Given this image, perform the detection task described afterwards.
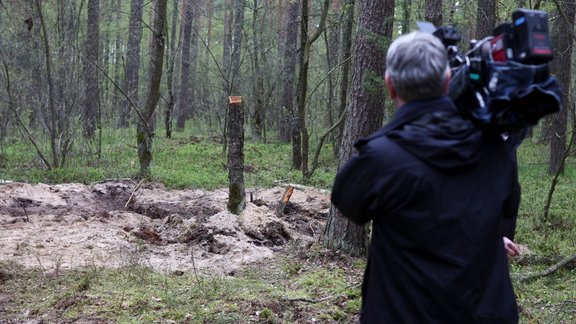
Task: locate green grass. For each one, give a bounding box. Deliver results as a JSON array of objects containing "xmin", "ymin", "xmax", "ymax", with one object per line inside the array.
[
  {"xmin": 0, "ymin": 250, "xmax": 363, "ymax": 323},
  {"xmin": 0, "ymin": 126, "xmax": 337, "ymax": 190},
  {"xmin": 1, "ymin": 127, "xmax": 575, "ymax": 322}
]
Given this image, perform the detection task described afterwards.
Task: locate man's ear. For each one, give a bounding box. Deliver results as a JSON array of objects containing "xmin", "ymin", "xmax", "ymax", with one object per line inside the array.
[{"xmin": 385, "ymin": 74, "xmax": 396, "ymax": 98}]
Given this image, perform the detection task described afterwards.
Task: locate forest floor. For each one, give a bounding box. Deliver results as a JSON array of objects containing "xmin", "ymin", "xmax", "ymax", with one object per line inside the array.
[{"xmin": 0, "ymin": 180, "xmax": 329, "ymax": 276}]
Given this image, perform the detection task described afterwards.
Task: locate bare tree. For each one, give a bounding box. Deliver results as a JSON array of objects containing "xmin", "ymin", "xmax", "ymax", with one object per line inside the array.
[
  {"xmin": 137, "ymin": 0, "xmax": 167, "ymax": 178},
  {"xmin": 83, "ymin": 0, "xmax": 100, "ymax": 139},
  {"xmin": 165, "ymin": 0, "xmax": 180, "ymax": 138},
  {"xmin": 324, "ymin": 0, "xmax": 395, "ymax": 256},
  {"xmin": 118, "ymin": 0, "xmax": 144, "ymax": 128},
  {"xmin": 548, "ymin": 1, "xmax": 575, "ymax": 174},
  {"xmin": 35, "ymin": 0, "xmax": 61, "ymax": 168},
  {"xmin": 279, "ymin": 0, "xmax": 299, "ymax": 143},
  {"xmin": 176, "ymin": 0, "xmax": 194, "ymax": 130},
  {"xmin": 292, "ymin": 0, "xmax": 330, "ymax": 174}
]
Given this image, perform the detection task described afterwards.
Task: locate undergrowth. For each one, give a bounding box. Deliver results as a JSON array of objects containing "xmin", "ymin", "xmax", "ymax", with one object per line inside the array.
[{"xmin": 0, "ymin": 127, "xmax": 575, "ymax": 322}]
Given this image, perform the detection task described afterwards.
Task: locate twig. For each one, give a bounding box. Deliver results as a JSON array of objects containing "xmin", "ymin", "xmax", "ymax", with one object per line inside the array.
[
  {"xmin": 125, "ymin": 179, "xmax": 145, "ymax": 208},
  {"xmin": 285, "ymin": 295, "xmax": 333, "ymax": 303},
  {"xmin": 285, "ymin": 281, "xmax": 361, "ymax": 303},
  {"xmin": 517, "ymin": 253, "xmax": 576, "ymax": 281},
  {"xmin": 21, "ymin": 206, "xmax": 29, "ymax": 223}
]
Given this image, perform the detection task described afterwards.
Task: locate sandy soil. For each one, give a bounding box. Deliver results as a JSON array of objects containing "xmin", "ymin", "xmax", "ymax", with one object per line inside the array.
[{"xmin": 0, "ymin": 180, "xmax": 330, "ymax": 276}]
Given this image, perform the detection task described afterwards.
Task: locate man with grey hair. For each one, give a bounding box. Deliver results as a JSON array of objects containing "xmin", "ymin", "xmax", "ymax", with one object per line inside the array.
[{"xmin": 331, "ymin": 31, "xmax": 519, "ymax": 323}]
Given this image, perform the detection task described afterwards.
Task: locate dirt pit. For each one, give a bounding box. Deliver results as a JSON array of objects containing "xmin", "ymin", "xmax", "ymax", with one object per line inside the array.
[{"xmin": 0, "ymin": 180, "xmax": 330, "ymax": 276}]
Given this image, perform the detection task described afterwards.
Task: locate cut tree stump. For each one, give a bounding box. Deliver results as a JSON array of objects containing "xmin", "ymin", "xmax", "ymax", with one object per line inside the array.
[{"xmin": 275, "ymin": 185, "xmax": 294, "ymax": 216}]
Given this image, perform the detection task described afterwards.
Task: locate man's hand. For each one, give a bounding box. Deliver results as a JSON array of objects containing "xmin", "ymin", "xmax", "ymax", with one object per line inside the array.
[{"xmin": 503, "ymin": 237, "xmax": 520, "ymax": 258}]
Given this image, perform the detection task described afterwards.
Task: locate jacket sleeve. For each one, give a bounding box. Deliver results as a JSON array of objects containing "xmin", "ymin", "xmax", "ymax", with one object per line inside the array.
[
  {"xmin": 501, "ymin": 145, "xmax": 521, "ymax": 240},
  {"xmin": 331, "ymin": 142, "xmax": 413, "ymax": 225},
  {"xmin": 331, "ymin": 151, "xmax": 376, "ymax": 224}
]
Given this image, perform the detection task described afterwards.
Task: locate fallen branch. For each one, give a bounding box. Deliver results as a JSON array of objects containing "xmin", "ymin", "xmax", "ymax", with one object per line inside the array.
[
  {"xmin": 285, "ymin": 281, "xmax": 361, "ymax": 303},
  {"xmin": 517, "ymin": 253, "xmax": 576, "ymax": 282},
  {"xmin": 285, "ymin": 295, "xmax": 333, "ymax": 303},
  {"xmin": 125, "ymin": 179, "xmax": 145, "ymax": 208}
]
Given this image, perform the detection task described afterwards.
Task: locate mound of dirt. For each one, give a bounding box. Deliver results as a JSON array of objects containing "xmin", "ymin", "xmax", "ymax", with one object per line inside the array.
[{"xmin": 0, "ymin": 181, "xmax": 330, "ymax": 276}]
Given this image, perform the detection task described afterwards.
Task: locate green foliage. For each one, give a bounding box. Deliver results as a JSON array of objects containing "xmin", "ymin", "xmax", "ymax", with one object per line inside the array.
[{"xmin": 1, "ymin": 127, "xmax": 336, "ymax": 190}]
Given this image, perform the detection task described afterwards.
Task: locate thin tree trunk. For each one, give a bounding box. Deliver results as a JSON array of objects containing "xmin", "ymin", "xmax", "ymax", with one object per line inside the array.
[
  {"xmin": 35, "ymin": 0, "xmax": 60, "ymax": 168},
  {"xmin": 279, "ymin": 1, "xmax": 299, "ymax": 143},
  {"xmin": 548, "ymin": 2, "xmax": 575, "ymax": 174},
  {"xmin": 119, "ymin": 0, "xmax": 144, "ymax": 128},
  {"xmin": 84, "ymin": 0, "xmax": 100, "ymax": 139},
  {"xmin": 176, "ymin": 0, "xmax": 194, "ymax": 130},
  {"xmin": 334, "ymin": 0, "xmax": 355, "ymax": 157},
  {"xmin": 165, "ymin": 0, "xmax": 180, "ymax": 138},
  {"xmin": 293, "ymin": 0, "xmax": 330, "ymax": 175},
  {"xmin": 227, "ymin": 0, "xmax": 247, "ymax": 214},
  {"xmin": 137, "ymin": 0, "xmax": 167, "ymax": 178}
]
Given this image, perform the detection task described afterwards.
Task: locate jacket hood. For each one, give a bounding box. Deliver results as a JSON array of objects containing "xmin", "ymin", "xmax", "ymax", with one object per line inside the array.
[{"xmin": 386, "ymin": 97, "xmax": 485, "ymax": 171}]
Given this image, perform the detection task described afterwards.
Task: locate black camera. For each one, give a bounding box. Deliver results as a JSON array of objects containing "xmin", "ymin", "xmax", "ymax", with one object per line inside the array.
[{"xmin": 420, "ymin": 9, "xmax": 562, "ymax": 131}]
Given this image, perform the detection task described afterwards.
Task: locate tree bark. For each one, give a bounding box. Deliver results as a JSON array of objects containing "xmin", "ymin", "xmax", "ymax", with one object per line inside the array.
[
  {"xmin": 35, "ymin": 0, "xmax": 60, "ymax": 168},
  {"xmin": 137, "ymin": 0, "xmax": 167, "ymax": 178},
  {"xmin": 335, "ymin": 0, "xmax": 355, "ymax": 157},
  {"xmin": 293, "ymin": 0, "xmax": 330, "ymax": 175},
  {"xmin": 476, "ymin": 0, "xmax": 496, "ymax": 39},
  {"xmin": 324, "ymin": 0, "xmax": 395, "ymax": 256},
  {"xmin": 548, "ymin": 2, "xmax": 575, "ymax": 175},
  {"xmin": 227, "ymin": 0, "xmax": 247, "ymax": 214},
  {"xmin": 227, "ymin": 100, "xmax": 246, "ymax": 214},
  {"xmin": 279, "ymin": 0, "xmax": 299, "ymax": 143},
  {"xmin": 251, "ymin": 0, "xmax": 265, "ymax": 142},
  {"xmin": 176, "ymin": 0, "xmax": 194, "ymax": 130},
  {"xmin": 425, "ymin": 0, "xmax": 443, "ymax": 27},
  {"xmin": 119, "ymin": 0, "xmax": 144, "ymax": 128},
  {"xmin": 165, "ymin": 0, "xmax": 180, "ymax": 138},
  {"xmin": 83, "ymin": 0, "xmax": 100, "ymax": 139}
]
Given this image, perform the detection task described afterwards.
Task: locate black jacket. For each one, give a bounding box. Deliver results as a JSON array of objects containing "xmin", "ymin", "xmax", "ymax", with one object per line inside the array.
[{"xmin": 331, "ymin": 96, "xmax": 519, "ymax": 323}]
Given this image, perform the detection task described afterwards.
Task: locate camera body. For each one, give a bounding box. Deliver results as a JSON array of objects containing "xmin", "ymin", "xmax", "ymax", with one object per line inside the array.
[{"xmin": 423, "ymin": 9, "xmax": 561, "ymax": 131}]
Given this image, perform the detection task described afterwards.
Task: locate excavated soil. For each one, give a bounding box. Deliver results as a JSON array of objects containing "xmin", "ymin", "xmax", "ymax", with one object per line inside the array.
[{"xmin": 0, "ymin": 180, "xmax": 330, "ymax": 276}]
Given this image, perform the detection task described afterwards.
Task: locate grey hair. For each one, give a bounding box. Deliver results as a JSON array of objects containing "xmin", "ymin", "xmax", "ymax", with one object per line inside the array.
[{"xmin": 385, "ymin": 31, "xmax": 450, "ymax": 102}]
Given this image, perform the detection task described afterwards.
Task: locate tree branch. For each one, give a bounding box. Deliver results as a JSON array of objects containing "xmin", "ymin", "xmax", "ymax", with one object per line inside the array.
[{"xmin": 517, "ymin": 253, "xmax": 576, "ymax": 282}]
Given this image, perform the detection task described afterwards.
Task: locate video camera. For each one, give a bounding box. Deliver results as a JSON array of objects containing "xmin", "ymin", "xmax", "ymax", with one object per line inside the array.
[{"xmin": 419, "ymin": 9, "xmax": 562, "ymax": 131}]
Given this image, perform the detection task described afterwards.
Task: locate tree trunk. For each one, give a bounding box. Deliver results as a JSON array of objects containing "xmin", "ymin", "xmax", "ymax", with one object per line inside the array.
[
  {"xmin": 251, "ymin": 0, "xmax": 265, "ymax": 142},
  {"xmin": 119, "ymin": 0, "xmax": 144, "ymax": 128},
  {"xmin": 401, "ymin": 0, "xmax": 412, "ymax": 33},
  {"xmin": 293, "ymin": 0, "xmax": 330, "ymax": 175},
  {"xmin": 548, "ymin": 2, "xmax": 575, "ymax": 174},
  {"xmin": 476, "ymin": 0, "xmax": 496, "ymax": 38},
  {"xmin": 35, "ymin": 0, "xmax": 60, "ymax": 168},
  {"xmin": 227, "ymin": 100, "xmax": 246, "ymax": 214},
  {"xmin": 176, "ymin": 0, "xmax": 194, "ymax": 130},
  {"xmin": 324, "ymin": 0, "xmax": 395, "ymax": 256},
  {"xmin": 137, "ymin": 0, "xmax": 167, "ymax": 178},
  {"xmin": 425, "ymin": 0, "xmax": 443, "ymax": 27},
  {"xmin": 325, "ymin": 1, "xmax": 341, "ymax": 130},
  {"xmin": 165, "ymin": 0, "xmax": 180, "ymax": 138},
  {"xmin": 227, "ymin": 0, "xmax": 247, "ymax": 214},
  {"xmin": 279, "ymin": 0, "xmax": 299, "ymax": 143},
  {"xmin": 83, "ymin": 0, "xmax": 100, "ymax": 139},
  {"xmin": 113, "ymin": 0, "xmax": 123, "ymax": 115},
  {"xmin": 334, "ymin": 0, "xmax": 355, "ymax": 157}
]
